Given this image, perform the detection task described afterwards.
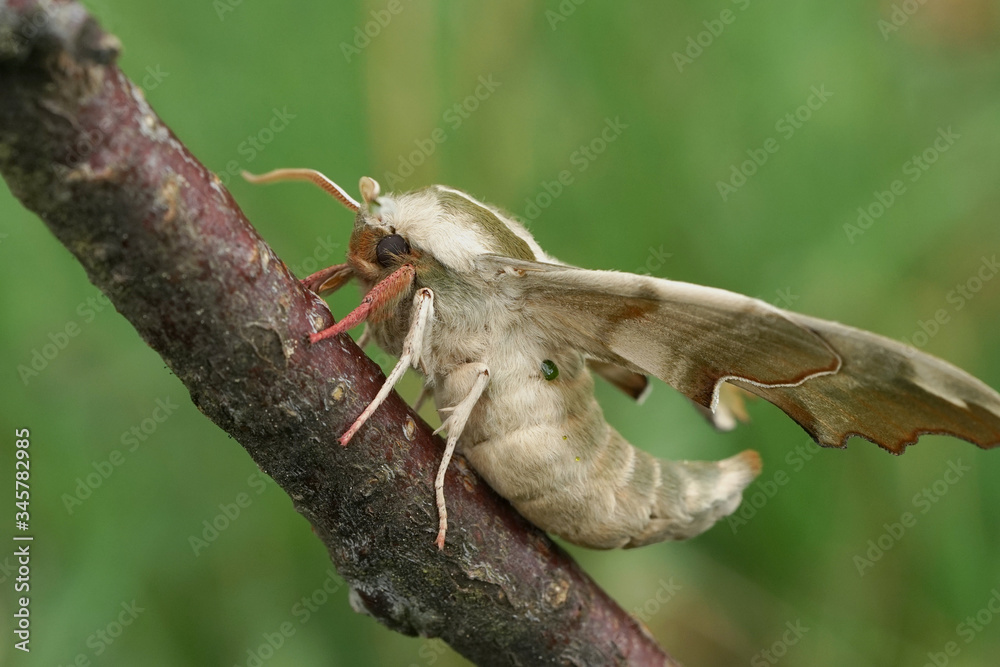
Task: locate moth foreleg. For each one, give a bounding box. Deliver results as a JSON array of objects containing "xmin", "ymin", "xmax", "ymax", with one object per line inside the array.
[
  {"xmin": 432, "ymin": 364, "xmax": 490, "ymax": 550},
  {"xmin": 300, "ymin": 262, "xmax": 353, "ymax": 296},
  {"xmin": 338, "ymin": 288, "xmax": 434, "ymax": 445}
]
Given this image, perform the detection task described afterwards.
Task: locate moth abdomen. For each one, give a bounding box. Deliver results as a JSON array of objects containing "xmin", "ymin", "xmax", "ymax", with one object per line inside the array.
[
  {"xmin": 624, "ymin": 447, "xmax": 762, "ymax": 548},
  {"xmin": 455, "ymin": 356, "xmax": 761, "ymax": 549}
]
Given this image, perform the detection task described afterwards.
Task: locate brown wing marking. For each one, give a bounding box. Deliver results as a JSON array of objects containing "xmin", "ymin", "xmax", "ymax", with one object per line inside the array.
[{"xmin": 733, "ymin": 314, "xmax": 1000, "ymax": 453}]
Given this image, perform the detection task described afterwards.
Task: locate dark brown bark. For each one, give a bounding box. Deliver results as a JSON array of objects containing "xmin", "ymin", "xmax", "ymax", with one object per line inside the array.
[{"xmin": 0, "ymin": 1, "xmax": 677, "ymax": 665}]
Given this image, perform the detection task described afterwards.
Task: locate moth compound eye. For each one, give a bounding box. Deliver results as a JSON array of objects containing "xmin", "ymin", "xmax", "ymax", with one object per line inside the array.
[
  {"xmin": 376, "ymin": 234, "xmax": 410, "ymax": 267},
  {"xmin": 540, "ymin": 360, "xmax": 559, "ymax": 381}
]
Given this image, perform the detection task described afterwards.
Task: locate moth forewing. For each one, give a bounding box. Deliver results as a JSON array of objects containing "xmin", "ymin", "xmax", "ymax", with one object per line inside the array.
[{"xmin": 244, "ymin": 168, "xmax": 1000, "ymax": 551}]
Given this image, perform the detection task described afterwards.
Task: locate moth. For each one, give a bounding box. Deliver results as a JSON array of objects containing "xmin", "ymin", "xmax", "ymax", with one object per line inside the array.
[{"xmin": 244, "ymin": 168, "xmax": 1000, "ymax": 550}]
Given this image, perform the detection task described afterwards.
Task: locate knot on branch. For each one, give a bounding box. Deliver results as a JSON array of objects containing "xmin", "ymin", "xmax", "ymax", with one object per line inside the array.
[{"xmin": 1, "ymin": 1, "xmax": 118, "ymax": 64}]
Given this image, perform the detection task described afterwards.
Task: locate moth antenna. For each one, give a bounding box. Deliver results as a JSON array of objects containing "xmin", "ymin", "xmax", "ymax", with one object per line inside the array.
[{"xmin": 241, "ymin": 168, "xmax": 361, "ymax": 213}]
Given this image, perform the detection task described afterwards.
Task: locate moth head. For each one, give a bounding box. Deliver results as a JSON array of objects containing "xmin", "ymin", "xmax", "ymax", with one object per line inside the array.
[
  {"xmin": 348, "ymin": 178, "xmax": 543, "ymax": 285},
  {"xmin": 240, "ymin": 168, "xmax": 422, "ymax": 311},
  {"xmin": 341, "ymin": 176, "xmax": 418, "ymax": 287}
]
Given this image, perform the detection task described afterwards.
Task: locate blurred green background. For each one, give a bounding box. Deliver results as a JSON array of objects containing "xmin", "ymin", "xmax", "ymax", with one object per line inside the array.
[{"xmin": 2, "ymin": 1, "xmax": 1000, "ymax": 665}]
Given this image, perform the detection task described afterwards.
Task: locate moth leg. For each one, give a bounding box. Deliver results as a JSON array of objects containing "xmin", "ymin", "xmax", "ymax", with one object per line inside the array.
[
  {"xmin": 432, "ymin": 364, "xmax": 490, "ymax": 550},
  {"xmin": 338, "ymin": 287, "xmax": 435, "ymax": 445},
  {"xmin": 301, "ymin": 262, "xmax": 353, "ymax": 296},
  {"xmin": 310, "ymin": 264, "xmax": 416, "ymax": 345},
  {"xmin": 356, "ymin": 325, "xmax": 372, "ymax": 350},
  {"xmin": 413, "ymin": 384, "xmax": 433, "ymax": 412}
]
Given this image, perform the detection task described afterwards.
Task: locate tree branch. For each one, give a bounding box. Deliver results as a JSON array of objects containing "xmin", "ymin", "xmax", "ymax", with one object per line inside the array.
[{"xmin": 0, "ymin": 1, "xmax": 677, "ymax": 664}]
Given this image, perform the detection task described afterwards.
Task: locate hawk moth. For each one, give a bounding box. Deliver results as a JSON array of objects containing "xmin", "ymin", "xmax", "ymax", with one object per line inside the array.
[{"xmin": 244, "ymin": 168, "xmax": 1000, "ymax": 550}]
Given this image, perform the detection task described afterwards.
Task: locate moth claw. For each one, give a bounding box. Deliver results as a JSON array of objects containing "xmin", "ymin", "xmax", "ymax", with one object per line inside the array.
[
  {"xmin": 339, "ymin": 414, "xmax": 369, "ymax": 445},
  {"xmin": 432, "ymin": 413, "xmax": 455, "ymax": 436}
]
